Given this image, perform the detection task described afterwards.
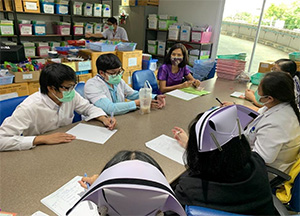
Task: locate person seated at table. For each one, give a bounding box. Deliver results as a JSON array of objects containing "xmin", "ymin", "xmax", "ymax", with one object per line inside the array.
[
  {"xmin": 171, "ymin": 105, "xmax": 277, "ymax": 215},
  {"xmin": 74, "ymin": 150, "xmax": 186, "ymax": 216},
  {"xmin": 84, "ymin": 54, "xmax": 166, "ymax": 116},
  {"xmin": 223, "ymin": 72, "xmax": 300, "ymax": 175},
  {"xmin": 85, "ymin": 17, "xmax": 128, "ymax": 42},
  {"xmin": 245, "ymin": 59, "xmax": 300, "ymax": 109},
  {"xmin": 0, "ymin": 63, "xmax": 116, "ymax": 152},
  {"xmin": 157, "ymin": 43, "xmax": 201, "ymax": 93}
]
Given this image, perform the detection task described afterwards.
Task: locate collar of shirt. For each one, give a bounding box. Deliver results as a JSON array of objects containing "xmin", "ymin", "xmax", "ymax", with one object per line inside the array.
[
  {"xmin": 259, "ymin": 102, "xmax": 289, "ymax": 118},
  {"xmin": 40, "ymin": 92, "xmax": 60, "ymax": 110}
]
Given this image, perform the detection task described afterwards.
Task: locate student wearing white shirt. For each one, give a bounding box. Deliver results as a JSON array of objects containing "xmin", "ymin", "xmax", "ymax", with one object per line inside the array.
[
  {"xmin": 84, "ymin": 54, "xmax": 166, "ymax": 115},
  {"xmin": 0, "ymin": 63, "xmax": 116, "ymax": 152},
  {"xmin": 85, "ymin": 17, "xmax": 128, "ymax": 42},
  {"xmin": 224, "ymin": 72, "xmax": 300, "ymax": 174}
]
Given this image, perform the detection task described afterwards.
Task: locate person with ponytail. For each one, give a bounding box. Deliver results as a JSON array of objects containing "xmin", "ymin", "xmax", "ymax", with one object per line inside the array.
[
  {"xmin": 157, "ymin": 43, "xmax": 201, "ymax": 93},
  {"xmin": 244, "ymin": 72, "xmax": 300, "ymax": 174}
]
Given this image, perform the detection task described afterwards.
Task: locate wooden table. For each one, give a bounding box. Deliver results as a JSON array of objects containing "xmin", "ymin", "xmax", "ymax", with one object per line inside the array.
[{"xmin": 0, "ymin": 78, "xmax": 252, "ymax": 215}]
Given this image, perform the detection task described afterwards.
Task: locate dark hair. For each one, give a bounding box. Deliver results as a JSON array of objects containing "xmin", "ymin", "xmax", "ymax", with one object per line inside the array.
[
  {"xmin": 96, "ymin": 54, "xmax": 122, "ymax": 74},
  {"xmin": 275, "ymin": 59, "xmax": 297, "ymax": 77},
  {"xmin": 107, "ymin": 17, "xmax": 118, "ymax": 25},
  {"xmin": 101, "ymin": 150, "xmax": 164, "ymax": 175},
  {"xmin": 39, "ymin": 63, "xmax": 76, "ymax": 94},
  {"xmin": 261, "ymin": 71, "xmax": 300, "ymax": 123},
  {"xmin": 185, "ymin": 113, "xmax": 251, "ymax": 182},
  {"xmin": 164, "ymin": 43, "xmax": 188, "ymax": 68}
]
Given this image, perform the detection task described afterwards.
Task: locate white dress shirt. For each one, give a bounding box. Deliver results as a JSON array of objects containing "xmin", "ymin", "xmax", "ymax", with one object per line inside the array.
[
  {"xmin": 245, "ymin": 103, "xmax": 300, "ymax": 173},
  {"xmin": 0, "ymin": 91, "xmax": 106, "ymax": 151},
  {"xmin": 102, "ymin": 26, "xmax": 128, "ymax": 41}
]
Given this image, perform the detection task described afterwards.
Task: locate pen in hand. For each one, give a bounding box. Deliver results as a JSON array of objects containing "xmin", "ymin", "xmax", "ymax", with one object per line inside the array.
[
  {"xmin": 215, "ymin": 97, "xmax": 224, "ymax": 106},
  {"xmin": 84, "ymin": 173, "xmax": 90, "ymax": 189},
  {"xmin": 110, "ymin": 111, "xmax": 114, "ymax": 124}
]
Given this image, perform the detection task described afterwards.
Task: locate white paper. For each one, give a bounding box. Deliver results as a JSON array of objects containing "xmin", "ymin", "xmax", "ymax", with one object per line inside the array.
[
  {"xmin": 23, "ymin": 74, "xmax": 33, "ymax": 80},
  {"xmin": 66, "ymin": 123, "xmax": 117, "ymax": 144},
  {"xmin": 166, "ymin": 89, "xmax": 200, "ymax": 101},
  {"xmin": 41, "ymin": 176, "xmax": 99, "ymax": 216},
  {"xmin": 145, "ymin": 134, "xmax": 185, "ymax": 165},
  {"xmin": 26, "ymin": 2, "xmax": 37, "ymax": 10},
  {"xmin": 128, "ymin": 57, "xmax": 137, "ymax": 67},
  {"xmin": 230, "ymin": 91, "xmax": 245, "ymax": 98},
  {"xmin": 31, "ymin": 211, "xmax": 49, "ymax": 216}
]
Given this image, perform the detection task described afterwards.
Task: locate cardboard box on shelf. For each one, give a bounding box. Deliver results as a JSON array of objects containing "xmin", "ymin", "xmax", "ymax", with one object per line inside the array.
[
  {"xmin": 0, "ymin": 83, "xmax": 29, "ymax": 101},
  {"xmin": 78, "ymin": 49, "xmax": 117, "ymax": 76},
  {"xmin": 14, "ymin": 71, "xmax": 41, "ymax": 83},
  {"xmin": 28, "ymin": 81, "xmax": 40, "ymax": 95},
  {"xmin": 258, "ymin": 61, "xmax": 275, "ymax": 73},
  {"xmin": 15, "ymin": 0, "xmax": 23, "ymax": 11},
  {"xmin": 116, "ymin": 50, "xmax": 142, "ymax": 71},
  {"xmin": 22, "ymin": 0, "xmax": 40, "ymax": 13},
  {"xmin": 77, "ymin": 73, "xmax": 92, "ymax": 83},
  {"xmin": 121, "ymin": 0, "xmax": 136, "ymax": 6}
]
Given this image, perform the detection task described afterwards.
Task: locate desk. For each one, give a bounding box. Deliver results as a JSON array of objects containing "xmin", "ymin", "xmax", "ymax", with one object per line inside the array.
[{"xmin": 0, "ymin": 78, "xmax": 252, "ymax": 215}]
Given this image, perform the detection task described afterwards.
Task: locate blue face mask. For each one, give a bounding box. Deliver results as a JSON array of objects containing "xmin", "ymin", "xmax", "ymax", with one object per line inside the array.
[{"xmin": 254, "ymin": 90, "xmax": 269, "ymax": 105}]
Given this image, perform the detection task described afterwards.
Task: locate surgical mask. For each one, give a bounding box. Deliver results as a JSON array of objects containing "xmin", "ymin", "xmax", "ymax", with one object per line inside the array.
[
  {"xmin": 254, "ymin": 90, "xmax": 269, "ymax": 105},
  {"xmin": 171, "ymin": 57, "xmax": 183, "ymax": 66},
  {"xmin": 109, "ymin": 25, "xmax": 114, "ymax": 30},
  {"xmin": 52, "ymin": 89, "xmax": 75, "ymax": 103},
  {"xmin": 107, "ymin": 74, "xmax": 122, "ymax": 85}
]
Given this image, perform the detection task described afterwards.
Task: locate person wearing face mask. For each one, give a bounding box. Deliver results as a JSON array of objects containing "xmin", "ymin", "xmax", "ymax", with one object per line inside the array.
[
  {"xmin": 245, "ymin": 59, "xmax": 300, "ymax": 110},
  {"xmin": 223, "ymin": 72, "xmax": 300, "ymax": 175},
  {"xmin": 85, "ymin": 17, "xmax": 128, "ymax": 42},
  {"xmin": 84, "ymin": 54, "xmax": 166, "ymax": 115},
  {"xmin": 157, "ymin": 43, "xmax": 201, "ymax": 93},
  {"xmin": 0, "ymin": 63, "xmax": 116, "ymax": 152}
]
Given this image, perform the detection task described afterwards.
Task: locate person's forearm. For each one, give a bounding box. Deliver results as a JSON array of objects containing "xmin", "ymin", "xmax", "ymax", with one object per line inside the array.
[{"xmin": 160, "ymin": 83, "xmax": 185, "ymax": 93}]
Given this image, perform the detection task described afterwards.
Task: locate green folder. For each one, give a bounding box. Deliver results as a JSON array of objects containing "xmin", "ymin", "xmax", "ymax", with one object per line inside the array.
[{"xmin": 180, "ymin": 87, "xmax": 210, "ymax": 96}]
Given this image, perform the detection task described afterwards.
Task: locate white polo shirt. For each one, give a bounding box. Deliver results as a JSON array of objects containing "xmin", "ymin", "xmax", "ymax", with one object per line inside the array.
[{"xmin": 102, "ymin": 26, "xmax": 128, "ymax": 41}]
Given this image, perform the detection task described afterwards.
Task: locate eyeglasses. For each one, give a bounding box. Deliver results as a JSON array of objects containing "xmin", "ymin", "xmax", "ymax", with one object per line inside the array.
[
  {"xmin": 60, "ymin": 84, "xmax": 76, "ymax": 92},
  {"xmin": 105, "ymin": 68, "xmax": 124, "ymax": 76}
]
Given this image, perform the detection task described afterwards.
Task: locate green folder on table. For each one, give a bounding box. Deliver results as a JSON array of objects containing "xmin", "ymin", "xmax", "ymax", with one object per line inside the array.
[{"xmin": 180, "ymin": 87, "xmax": 210, "ymax": 96}]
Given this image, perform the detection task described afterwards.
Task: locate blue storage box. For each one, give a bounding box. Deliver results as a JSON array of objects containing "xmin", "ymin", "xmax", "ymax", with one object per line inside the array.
[
  {"xmin": 88, "ymin": 42, "xmax": 116, "ymax": 52},
  {"xmin": 142, "ymin": 59, "xmax": 158, "ymax": 71},
  {"xmin": 55, "ymin": 4, "xmax": 68, "ymax": 15},
  {"xmin": 33, "ymin": 24, "xmax": 46, "ymax": 35},
  {"xmin": 41, "ymin": 2, "xmax": 54, "ymax": 14},
  {"xmin": 76, "ymin": 70, "xmax": 89, "ymax": 75},
  {"xmin": 117, "ymin": 42, "xmax": 137, "ymax": 51},
  {"xmin": 0, "ymin": 73, "xmax": 14, "ymax": 85}
]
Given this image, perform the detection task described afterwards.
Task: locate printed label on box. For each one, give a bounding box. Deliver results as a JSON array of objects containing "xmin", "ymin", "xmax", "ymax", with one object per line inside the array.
[
  {"xmin": 25, "ymin": 2, "xmax": 37, "ymax": 10},
  {"xmin": 128, "ymin": 58, "xmax": 137, "ymax": 67},
  {"xmin": 192, "ymin": 32, "xmax": 201, "ymax": 41},
  {"xmin": 25, "ymin": 48, "xmax": 35, "ymax": 57},
  {"xmin": 40, "ymin": 48, "xmax": 49, "ymax": 56},
  {"xmin": 261, "ymin": 63, "xmax": 269, "ymax": 68},
  {"xmin": 61, "ymin": 27, "xmax": 70, "ymax": 35},
  {"xmin": 35, "ymin": 26, "xmax": 45, "ymax": 34},
  {"xmin": 0, "ymin": 26, "xmax": 13, "ymax": 35},
  {"xmin": 59, "ymin": 5, "xmax": 68, "ymax": 14},
  {"xmin": 44, "ymin": 4, "xmax": 54, "ymax": 13},
  {"xmin": 21, "ymin": 26, "xmax": 32, "ymax": 35},
  {"xmin": 23, "ymin": 74, "xmax": 33, "ymax": 80},
  {"xmin": 75, "ymin": 27, "xmax": 83, "ymax": 35},
  {"xmin": 78, "ymin": 61, "xmax": 91, "ymax": 71}
]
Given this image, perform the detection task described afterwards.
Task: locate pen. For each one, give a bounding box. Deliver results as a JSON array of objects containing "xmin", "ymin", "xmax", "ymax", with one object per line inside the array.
[
  {"xmin": 215, "ymin": 97, "xmax": 223, "ymax": 105},
  {"xmin": 84, "ymin": 173, "xmax": 90, "ymax": 189},
  {"xmin": 110, "ymin": 111, "xmax": 114, "ymax": 124}
]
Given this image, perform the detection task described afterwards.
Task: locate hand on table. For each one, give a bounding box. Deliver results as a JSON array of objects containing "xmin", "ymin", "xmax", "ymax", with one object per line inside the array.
[
  {"xmin": 98, "ymin": 116, "xmax": 117, "ymax": 130},
  {"xmin": 245, "ymin": 89, "xmax": 255, "ymax": 102},
  {"xmin": 79, "ymin": 174, "xmax": 99, "ymax": 189},
  {"xmin": 151, "ymin": 95, "xmax": 166, "ymax": 109},
  {"xmin": 181, "ymin": 80, "xmax": 194, "ymax": 88},
  {"xmin": 172, "ymin": 127, "xmax": 188, "ymax": 149},
  {"xmin": 33, "ymin": 132, "xmax": 76, "ymax": 145},
  {"xmin": 221, "ymin": 101, "xmax": 235, "ymax": 107},
  {"xmin": 192, "ymin": 80, "xmax": 201, "ymax": 88}
]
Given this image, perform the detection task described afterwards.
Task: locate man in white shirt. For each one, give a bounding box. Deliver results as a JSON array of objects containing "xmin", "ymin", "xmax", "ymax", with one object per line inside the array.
[
  {"xmin": 85, "ymin": 17, "xmax": 128, "ymax": 42},
  {"xmin": 0, "ymin": 63, "xmax": 116, "ymax": 151}
]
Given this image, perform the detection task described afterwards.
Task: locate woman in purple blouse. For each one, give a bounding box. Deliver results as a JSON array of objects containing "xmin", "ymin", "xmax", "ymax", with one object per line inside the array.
[{"xmin": 157, "ymin": 43, "xmax": 201, "ymax": 93}]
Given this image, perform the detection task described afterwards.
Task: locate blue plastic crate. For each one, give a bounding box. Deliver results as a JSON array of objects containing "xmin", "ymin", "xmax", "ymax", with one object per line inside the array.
[
  {"xmin": 117, "ymin": 42, "xmax": 137, "ymax": 51},
  {"xmin": 88, "ymin": 42, "xmax": 117, "ymax": 52},
  {"xmin": 76, "ymin": 70, "xmax": 89, "ymax": 75},
  {"xmin": 41, "ymin": 2, "xmax": 54, "ymax": 14},
  {"xmin": 0, "ymin": 74, "xmax": 14, "ymax": 85},
  {"xmin": 33, "ymin": 24, "xmax": 46, "ymax": 35},
  {"xmin": 142, "ymin": 59, "xmax": 158, "ymax": 71},
  {"xmin": 55, "ymin": 4, "xmax": 68, "ymax": 15}
]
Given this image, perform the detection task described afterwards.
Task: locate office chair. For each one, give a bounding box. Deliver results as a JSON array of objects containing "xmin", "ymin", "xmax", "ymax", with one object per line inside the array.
[
  {"xmin": 0, "ymin": 96, "xmax": 28, "ymax": 125},
  {"xmin": 132, "ymin": 70, "xmax": 159, "ymax": 94},
  {"xmin": 73, "ymin": 82, "xmax": 86, "ymax": 123}
]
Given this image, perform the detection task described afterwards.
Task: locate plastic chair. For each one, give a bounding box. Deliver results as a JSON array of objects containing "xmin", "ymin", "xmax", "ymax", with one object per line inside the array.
[
  {"xmin": 132, "ymin": 69, "xmax": 159, "ymax": 94},
  {"xmin": 73, "ymin": 82, "xmax": 85, "ymax": 123},
  {"xmin": 0, "ymin": 96, "xmax": 28, "ymax": 125}
]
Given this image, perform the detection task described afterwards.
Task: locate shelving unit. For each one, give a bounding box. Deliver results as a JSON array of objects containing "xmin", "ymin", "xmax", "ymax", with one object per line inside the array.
[
  {"xmin": 145, "ymin": 28, "xmax": 168, "ymax": 57},
  {"xmin": 0, "ymin": 0, "xmax": 113, "ymax": 44}
]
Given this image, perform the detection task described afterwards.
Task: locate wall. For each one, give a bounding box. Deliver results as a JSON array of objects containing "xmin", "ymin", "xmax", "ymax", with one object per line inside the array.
[
  {"xmin": 158, "ymin": 0, "xmax": 225, "ymax": 59},
  {"xmin": 221, "ymin": 21, "xmax": 300, "ymax": 53}
]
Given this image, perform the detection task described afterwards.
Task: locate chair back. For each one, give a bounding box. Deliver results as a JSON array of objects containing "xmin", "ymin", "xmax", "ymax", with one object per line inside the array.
[
  {"xmin": 0, "ymin": 96, "xmax": 28, "ymax": 125},
  {"xmin": 185, "ymin": 206, "xmax": 244, "ymax": 216},
  {"xmin": 132, "ymin": 70, "xmax": 159, "ymax": 94}
]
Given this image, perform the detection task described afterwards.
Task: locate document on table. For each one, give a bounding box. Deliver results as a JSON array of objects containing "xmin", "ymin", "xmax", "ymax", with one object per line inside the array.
[
  {"xmin": 230, "ymin": 91, "xmax": 245, "ymax": 99},
  {"xmin": 31, "ymin": 211, "xmax": 49, "ymax": 216},
  {"xmin": 41, "ymin": 176, "xmax": 99, "ymax": 216},
  {"xmin": 66, "ymin": 123, "xmax": 117, "ymax": 144},
  {"xmin": 166, "ymin": 89, "xmax": 200, "ymax": 101},
  {"xmin": 145, "ymin": 134, "xmax": 185, "ymax": 165}
]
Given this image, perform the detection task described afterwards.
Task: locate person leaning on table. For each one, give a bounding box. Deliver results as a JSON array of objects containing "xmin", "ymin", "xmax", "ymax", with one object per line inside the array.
[
  {"xmin": 0, "ymin": 63, "xmax": 116, "ymax": 152},
  {"xmin": 85, "ymin": 17, "xmax": 128, "ymax": 42},
  {"xmin": 84, "ymin": 53, "xmax": 166, "ymax": 115}
]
